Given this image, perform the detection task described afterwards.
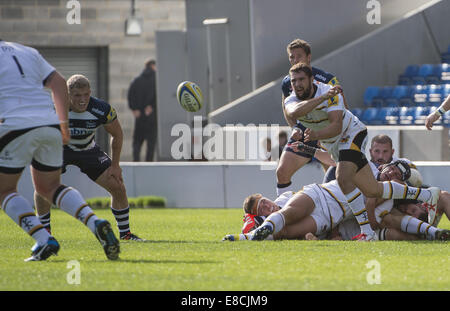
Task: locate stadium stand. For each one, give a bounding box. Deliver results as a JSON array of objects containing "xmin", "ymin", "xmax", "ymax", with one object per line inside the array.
[{"xmin": 359, "ymin": 45, "xmax": 450, "ymax": 126}]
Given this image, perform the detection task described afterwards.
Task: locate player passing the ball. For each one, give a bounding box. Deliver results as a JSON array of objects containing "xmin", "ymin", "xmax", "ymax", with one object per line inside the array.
[{"xmin": 249, "ymin": 62, "xmax": 440, "ymax": 241}]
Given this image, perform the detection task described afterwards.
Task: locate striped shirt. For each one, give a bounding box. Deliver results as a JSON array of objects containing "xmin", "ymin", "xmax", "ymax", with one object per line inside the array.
[{"xmin": 66, "ymin": 96, "xmax": 117, "ymax": 151}]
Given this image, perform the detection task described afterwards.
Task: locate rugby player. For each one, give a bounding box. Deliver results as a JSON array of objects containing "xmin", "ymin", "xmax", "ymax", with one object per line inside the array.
[
  {"xmin": 277, "ymin": 39, "xmax": 340, "ymax": 196},
  {"xmin": 223, "ymin": 161, "xmax": 449, "ymax": 242},
  {"xmin": 251, "ymin": 62, "xmax": 440, "ymax": 241},
  {"xmin": 0, "ymin": 40, "xmax": 119, "ymax": 261},
  {"xmin": 34, "ymin": 74, "xmax": 143, "ymax": 241}
]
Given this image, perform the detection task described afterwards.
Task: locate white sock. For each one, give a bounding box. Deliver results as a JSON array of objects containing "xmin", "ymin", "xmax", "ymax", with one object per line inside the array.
[
  {"xmin": 345, "ymin": 188, "xmax": 374, "ymax": 236},
  {"xmin": 55, "ymin": 187, "xmax": 99, "ymax": 234},
  {"xmin": 400, "ymin": 215, "xmax": 438, "ymax": 240},
  {"xmin": 261, "ymin": 212, "xmax": 285, "ymax": 235},
  {"xmin": 382, "ymin": 181, "xmax": 431, "ymax": 202},
  {"xmin": 276, "ymin": 181, "xmax": 297, "ymax": 197},
  {"xmin": 2, "ymin": 193, "xmax": 50, "ymax": 245}
]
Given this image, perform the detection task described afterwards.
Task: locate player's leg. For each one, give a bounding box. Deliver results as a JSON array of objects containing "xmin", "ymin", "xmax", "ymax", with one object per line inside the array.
[
  {"xmin": 336, "ymin": 159, "xmax": 376, "ymax": 239},
  {"xmin": 274, "ymin": 216, "xmax": 318, "ymax": 240},
  {"xmin": 276, "ymin": 150, "xmax": 310, "ymax": 196},
  {"xmin": 0, "ymin": 127, "xmax": 57, "ymax": 261},
  {"xmin": 94, "ymin": 166, "xmax": 143, "ymax": 241},
  {"xmin": 34, "ymin": 191, "xmax": 52, "ymax": 233},
  {"xmin": 0, "ymin": 170, "xmax": 57, "ymax": 261},
  {"xmin": 384, "ymin": 228, "xmax": 419, "ymax": 241},
  {"xmin": 381, "ymin": 213, "xmax": 449, "ymax": 240},
  {"xmin": 250, "ymin": 192, "xmax": 315, "ymax": 240},
  {"xmin": 32, "ymin": 127, "xmax": 119, "ymax": 259}
]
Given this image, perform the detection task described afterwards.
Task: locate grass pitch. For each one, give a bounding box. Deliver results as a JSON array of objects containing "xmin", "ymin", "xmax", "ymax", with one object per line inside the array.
[{"xmin": 1, "ymin": 208, "xmax": 449, "ymax": 291}]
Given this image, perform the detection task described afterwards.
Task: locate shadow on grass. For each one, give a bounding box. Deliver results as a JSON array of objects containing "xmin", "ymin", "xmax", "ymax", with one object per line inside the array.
[
  {"xmin": 47, "ymin": 258, "xmax": 220, "ymax": 264},
  {"xmin": 122, "ymin": 240, "xmax": 222, "ymax": 244}
]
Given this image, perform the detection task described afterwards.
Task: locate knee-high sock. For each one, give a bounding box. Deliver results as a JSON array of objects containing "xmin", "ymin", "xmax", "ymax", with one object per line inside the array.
[
  {"xmin": 344, "ymin": 188, "xmax": 375, "ymax": 236},
  {"xmin": 2, "ymin": 193, "xmax": 50, "ymax": 245},
  {"xmin": 400, "ymin": 215, "xmax": 438, "ymax": 240},
  {"xmin": 54, "ymin": 186, "xmax": 99, "ymax": 234},
  {"xmin": 382, "ymin": 181, "xmax": 431, "ymax": 202}
]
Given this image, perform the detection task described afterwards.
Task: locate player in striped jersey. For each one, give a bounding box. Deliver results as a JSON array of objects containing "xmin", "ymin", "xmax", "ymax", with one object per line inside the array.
[
  {"xmin": 34, "ymin": 74, "xmax": 143, "ymax": 241},
  {"xmin": 277, "ymin": 39, "xmax": 340, "ymax": 197},
  {"xmin": 0, "ymin": 40, "xmax": 119, "ymax": 261},
  {"xmin": 251, "ymin": 62, "xmax": 440, "ymax": 241}
]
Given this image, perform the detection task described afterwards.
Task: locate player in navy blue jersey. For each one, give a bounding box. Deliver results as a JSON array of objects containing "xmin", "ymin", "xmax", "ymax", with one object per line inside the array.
[
  {"xmin": 276, "ymin": 39, "xmax": 346, "ymax": 196},
  {"xmin": 34, "ymin": 74, "xmax": 143, "ymax": 241}
]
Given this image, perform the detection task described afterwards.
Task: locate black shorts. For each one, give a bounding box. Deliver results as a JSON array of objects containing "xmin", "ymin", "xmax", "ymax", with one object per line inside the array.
[
  {"xmin": 63, "ymin": 145, "xmax": 111, "ymax": 181},
  {"xmin": 283, "ymin": 123, "xmax": 320, "ymax": 159}
]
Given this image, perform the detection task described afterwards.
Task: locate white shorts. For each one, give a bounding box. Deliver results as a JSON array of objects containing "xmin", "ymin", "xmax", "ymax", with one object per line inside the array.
[
  {"xmin": 0, "ymin": 125, "xmax": 63, "ymax": 173},
  {"xmin": 302, "ymin": 183, "xmax": 350, "ymax": 237},
  {"xmin": 322, "ymin": 119, "xmax": 368, "ymax": 163}
]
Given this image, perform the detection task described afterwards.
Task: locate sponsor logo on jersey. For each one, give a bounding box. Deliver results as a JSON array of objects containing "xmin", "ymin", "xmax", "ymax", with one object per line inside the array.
[
  {"xmin": 70, "ymin": 128, "xmax": 93, "ymax": 136},
  {"xmin": 91, "ymin": 107, "xmax": 105, "ymax": 116}
]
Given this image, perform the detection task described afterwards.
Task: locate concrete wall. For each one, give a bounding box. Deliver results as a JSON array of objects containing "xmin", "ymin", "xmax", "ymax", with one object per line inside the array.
[{"xmin": 0, "ymin": 0, "xmax": 186, "ymax": 161}]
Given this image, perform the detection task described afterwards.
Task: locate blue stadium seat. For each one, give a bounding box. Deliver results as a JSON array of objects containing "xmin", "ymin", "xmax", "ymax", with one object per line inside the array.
[
  {"xmin": 384, "ymin": 107, "xmax": 400, "ymax": 125},
  {"xmin": 414, "ymin": 106, "xmax": 429, "ymax": 125},
  {"xmin": 398, "ymin": 106, "xmax": 416, "ymax": 125},
  {"xmin": 442, "ymin": 84, "xmax": 450, "ymax": 98},
  {"xmin": 398, "ymin": 65, "xmax": 419, "ymax": 85},
  {"xmin": 412, "ymin": 85, "xmax": 428, "ymax": 106},
  {"xmin": 386, "ymin": 85, "xmax": 412, "ymax": 106},
  {"xmin": 363, "ymin": 86, "xmax": 381, "ymax": 107},
  {"xmin": 360, "ymin": 107, "xmax": 379, "ymax": 125},
  {"xmin": 442, "ymin": 53, "xmax": 450, "ymax": 64},
  {"xmin": 350, "ymin": 108, "xmax": 363, "ymax": 120},
  {"xmin": 372, "ymin": 86, "xmax": 394, "ymax": 107},
  {"xmin": 440, "ymin": 64, "xmax": 450, "ymax": 83},
  {"xmin": 415, "ymin": 64, "xmax": 438, "ymax": 84},
  {"xmin": 427, "ymin": 84, "xmax": 442, "ymax": 105}
]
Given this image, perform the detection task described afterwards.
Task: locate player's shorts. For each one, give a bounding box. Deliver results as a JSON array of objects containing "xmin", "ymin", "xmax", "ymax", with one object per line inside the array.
[
  {"xmin": 301, "ymin": 183, "xmax": 350, "ymax": 237},
  {"xmin": 63, "ymin": 145, "xmax": 111, "ymax": 181},
  {"xmin": 374, "ymin": 200, "xmax": 394, "ymax": 223},
  {"xmin": 321, "ymin": 120, "xmax": 368, "ymax": 171},
  {"xmin": 0, "ymin": 125, "xmax": 62, "ymax": 174},
  {"xmin": 283, "ymin": 123, "xmax": 320, "ymax": 159}
]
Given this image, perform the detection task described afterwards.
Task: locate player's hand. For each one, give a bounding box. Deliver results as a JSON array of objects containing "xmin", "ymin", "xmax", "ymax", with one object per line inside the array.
[
  {"xmin": 303, "ymin": 128, "xmax": 317, "ymax": 142},
  {"xmin": 323, "ymin": 86, "xmax": 341, "ymax": 100},
  {"xmin": 60, "ymin": 121, "xmax": 70, "ymax": 145},
  {"xmin": 144, "ymin": 106, "xmax": 153, "ymax": 116},
  {"xmin": 108, "ymin": 165, "xmax": 124, "ymax": 185},
  {"xmin": 425, "ymin": 113, "xmax": 440, "ymax": 130},
  {"xmin": 290, "ymin": 128, "xmax": 303, "ymax": 141},
  {"xmin": 368, "ymin": 212, "xmax": 381, "ymax": 231}
]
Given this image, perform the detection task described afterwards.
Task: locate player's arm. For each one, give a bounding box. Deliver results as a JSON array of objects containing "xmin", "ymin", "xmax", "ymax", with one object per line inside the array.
[
  {"xmin": 290, "ymin": 141, "xmax": 336, "ymax": 167},
  {"xmin": 282, "ymin": 94, "xmax": 296, "ymax": 127},
  {"xmin": 304, "ymin": 110, "xmax": 343, "ymax": 142},
  {"xmin": 103, "ymin": 119, "xmax": 124, "ymax": 182},
  {"xmin": 426, "ymin": 94, "xmax": 450, "ymax": 130},
  {"xmin": 44, "ymin": 71, "xmax": 70, "ymax": 144}
]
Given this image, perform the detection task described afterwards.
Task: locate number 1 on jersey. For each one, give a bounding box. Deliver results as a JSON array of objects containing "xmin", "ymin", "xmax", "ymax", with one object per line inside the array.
[{"xmin": 12, "ymin": 55, "xmax": 25, "ymax": 78}]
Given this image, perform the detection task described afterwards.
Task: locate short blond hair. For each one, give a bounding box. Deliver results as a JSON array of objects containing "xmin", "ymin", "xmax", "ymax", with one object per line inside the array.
[{"xmin": 67, "ymin": 74, "xmax": 90, "ymax": 92}]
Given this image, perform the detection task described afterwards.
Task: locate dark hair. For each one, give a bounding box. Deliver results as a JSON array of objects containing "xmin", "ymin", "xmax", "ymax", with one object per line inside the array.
[
  {"xmin": 289, "ymin": 62, "xmax": 313, "ymax": 78},
  {"xmin": 145, "ymin": 59, "xmax": 156, "ymax": 68}
]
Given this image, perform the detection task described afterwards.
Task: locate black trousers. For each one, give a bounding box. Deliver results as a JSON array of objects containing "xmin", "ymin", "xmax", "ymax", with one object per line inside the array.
[{"xmin": 132, "ymin": 117, "xmax": 157, "ymax": 162}]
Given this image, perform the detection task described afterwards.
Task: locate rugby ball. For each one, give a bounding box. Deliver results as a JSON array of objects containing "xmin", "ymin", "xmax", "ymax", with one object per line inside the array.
[{"xmin": 176, "ymin": 81, "xmax": 204, "ymax": 112}]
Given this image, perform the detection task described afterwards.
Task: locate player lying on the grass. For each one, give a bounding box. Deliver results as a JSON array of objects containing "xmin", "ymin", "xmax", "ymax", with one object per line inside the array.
[
  {"xmin": 34, "ymin": 74, "xmax": 143, "ymax": 241},
  {"xmin": 223, "ymin": 160, "xmax": 450, "ymax": 242},
  {"xmin": 281, "ymin": 62, "xmax": 440, "ymax": 241}
]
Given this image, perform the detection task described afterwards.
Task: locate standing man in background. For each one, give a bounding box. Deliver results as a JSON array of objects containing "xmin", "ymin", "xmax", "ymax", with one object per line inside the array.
[{"xmin": 128, "ymin": 59, "xmax": 157, "ymax": 162}]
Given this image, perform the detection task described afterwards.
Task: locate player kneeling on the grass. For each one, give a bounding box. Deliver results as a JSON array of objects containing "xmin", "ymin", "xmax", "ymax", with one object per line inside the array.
[
  {"xmin": 279, "ymin": 62, "xmax": 440, "ymax": 241},
  {"xmin": 34, "ymin": 74, "xmax": 143, "ymax": 241}
]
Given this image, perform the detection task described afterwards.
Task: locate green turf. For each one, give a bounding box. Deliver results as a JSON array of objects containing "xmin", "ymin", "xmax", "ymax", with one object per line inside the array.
[{"xmin": 1, "ymin": 208, "xmax": 449, "ymax": 291}]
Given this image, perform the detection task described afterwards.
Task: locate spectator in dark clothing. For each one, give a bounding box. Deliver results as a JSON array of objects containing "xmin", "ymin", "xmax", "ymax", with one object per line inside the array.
[{"xmin": 128, "ymin": 59, "xmax": 157, "ymax": 161}]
